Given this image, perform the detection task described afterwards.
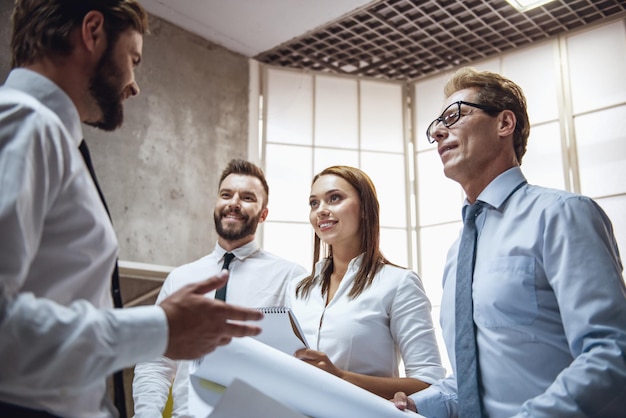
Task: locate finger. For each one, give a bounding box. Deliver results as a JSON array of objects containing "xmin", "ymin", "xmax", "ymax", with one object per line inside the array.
[
  {"xmin": 295, "ymin": 349, "xmax": 319, "ymax": 361},
  {"xmin": 294, "ymin": 348, "xmax": 308, "ymax": 357},
  {"xmin": 223, "ymin": 322, "xmax": 262, "ymax": 337},
  {"xmin": 392, "ymin": 392, "xmax": 407, "ymax": 409},
  {"xmin": 221, "ymin": 304, "xmax": 264, "ymax": 322},
  {"xmin": 191, "ymin": 271, "xmax": 229, "ymax": 294},
  {"xmin": 216, "ymin": 336, "xmax": 232, "ymax": 347}
]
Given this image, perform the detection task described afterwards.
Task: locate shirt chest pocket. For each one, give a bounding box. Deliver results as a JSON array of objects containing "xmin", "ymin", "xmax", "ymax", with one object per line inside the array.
[{"xmin": 473, "ymin": 256, "xmax": 538, "ymax": 328}]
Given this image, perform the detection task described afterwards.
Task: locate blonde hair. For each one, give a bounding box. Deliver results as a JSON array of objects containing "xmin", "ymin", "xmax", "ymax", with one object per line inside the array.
[{"xmin": 445, "ymin": 67, "xmax": 530, "ymax": 164}]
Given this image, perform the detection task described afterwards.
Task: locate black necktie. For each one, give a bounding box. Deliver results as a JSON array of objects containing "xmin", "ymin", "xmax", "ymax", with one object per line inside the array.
[
  {"xmin": 455, "ymin": 202, "xmax": 484, "ymax": 417},
  {"xmin": 214, "ymin": 252, "xmax": 235, "ymax": 301},
  {"xmin": 78, "ymin": 140, "xmax": 127, "ymax": 418}
]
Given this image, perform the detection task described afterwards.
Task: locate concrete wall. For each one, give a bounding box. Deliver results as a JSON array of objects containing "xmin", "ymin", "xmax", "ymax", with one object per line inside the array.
[{"xmin": 0, "ymin": 3, "xmax": 250, "ymax": 267}]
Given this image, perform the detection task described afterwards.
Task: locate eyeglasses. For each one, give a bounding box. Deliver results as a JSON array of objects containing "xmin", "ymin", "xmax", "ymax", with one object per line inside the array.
[{"xmin": 426, "ymin": 100, "xmax": 501, "ymax": 143}]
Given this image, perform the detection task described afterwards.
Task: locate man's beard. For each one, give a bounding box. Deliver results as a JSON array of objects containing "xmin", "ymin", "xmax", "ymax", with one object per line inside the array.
[
  {"xmin": 214, "ymin": 209, "xmax": 262, "ymax": 241},
  {"xmin": 85, "ymin": 45, "xmax": 124, "ymax": 131}
]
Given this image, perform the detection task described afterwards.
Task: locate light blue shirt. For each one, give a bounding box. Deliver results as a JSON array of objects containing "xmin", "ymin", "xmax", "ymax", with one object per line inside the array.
[{"xmin": 412, "ymin": 167, "xmax": 626, "ymax": 417}]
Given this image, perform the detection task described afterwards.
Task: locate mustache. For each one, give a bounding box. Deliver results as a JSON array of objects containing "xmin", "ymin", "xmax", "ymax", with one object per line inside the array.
[{"xmin": 219, "ymin": 208, "xmax": 248, "ymax": 220}]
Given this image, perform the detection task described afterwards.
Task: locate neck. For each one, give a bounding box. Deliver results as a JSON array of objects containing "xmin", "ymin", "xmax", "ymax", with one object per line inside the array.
[
  {"xmin": 24, "ymin": 58, "xmax": 91, "ymax": 123},
  {"xmin": 330, "ymin": 244, "xmax": 360, "ymax": 272},
  {"xmin": 463, "ymin": 160, "xmax": 517, "ymax": 203},
  {"xmin": 218, "ymin": 235, "xmax": 254, "ymax": 252}
]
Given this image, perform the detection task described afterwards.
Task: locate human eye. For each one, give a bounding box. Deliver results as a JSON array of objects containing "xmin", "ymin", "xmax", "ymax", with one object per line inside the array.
[
  {"xmin": 329, "ymin": 193, "xmax": 342, "ymax": 203},
  {"xmin": 242, "ymin": 194, "xmax": 257, "ymax": 202},
  {"xmin": 442, "ymin": 110, "xmax": 459, "ymax": 126},
  {"xmin": 220, "ymin": 191, "xmax": 231, "ymax": 199},
  {"xmin": 309, "ymin": 199, "xmax": 319, "ymax": 208}
]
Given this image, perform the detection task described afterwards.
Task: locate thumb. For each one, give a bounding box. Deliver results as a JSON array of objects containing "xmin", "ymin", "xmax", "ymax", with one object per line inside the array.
[{"xmin": 191, "ymin": 270, "xmax": 229, "ymax": 294}]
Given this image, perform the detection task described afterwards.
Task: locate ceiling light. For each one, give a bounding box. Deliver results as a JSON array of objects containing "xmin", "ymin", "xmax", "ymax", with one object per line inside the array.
[{"xmin": 506, "ymin": 0, "xmax": 556, "ymax": 12}]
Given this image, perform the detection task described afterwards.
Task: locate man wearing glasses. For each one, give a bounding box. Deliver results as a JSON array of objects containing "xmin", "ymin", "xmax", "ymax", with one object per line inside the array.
[{"xmin": 393, "ymin": 67, "xmax": 626, "ymax": 417}]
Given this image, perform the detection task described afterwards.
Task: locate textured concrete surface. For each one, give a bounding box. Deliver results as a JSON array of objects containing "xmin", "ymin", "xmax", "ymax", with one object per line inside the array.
[{"xmin": 0, "ymin": 4, "xmax": 250, "ymax": 267}]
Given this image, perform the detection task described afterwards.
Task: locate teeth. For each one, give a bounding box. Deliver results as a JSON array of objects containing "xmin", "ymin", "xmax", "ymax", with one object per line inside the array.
[{"xmin": 319, "ymin": 222, "xmax": 334, "ymax": 228}]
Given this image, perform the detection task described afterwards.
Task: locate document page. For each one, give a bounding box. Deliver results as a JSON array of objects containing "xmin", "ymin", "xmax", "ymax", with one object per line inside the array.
[
  {"xmin": 190, "ymin": 337, "xmax": 424, "ymax": 418},
  {"xmin": 208, "ymin": 378, "xmax": 308, "ymax": 418},
  {"xmin": 253, "ymin": 306, "xmax": 308, "ymax": 355}
]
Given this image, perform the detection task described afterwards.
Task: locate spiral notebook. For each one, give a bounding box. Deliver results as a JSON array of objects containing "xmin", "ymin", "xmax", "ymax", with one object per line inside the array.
[{"xmin": 253, "ymin": 306, "xmax": 309, "ymax": 355}]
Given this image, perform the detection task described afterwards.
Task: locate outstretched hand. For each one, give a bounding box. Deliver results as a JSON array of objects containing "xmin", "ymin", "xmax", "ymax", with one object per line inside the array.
[
  {"xmin": 391, "ymin": 391, "xmax": 417, "ymax": 412},
  {"xmin": 159, "ymin": 270, "xmax": 263, "ymax": 359},
  {"xmin": 295, "ymin": 347, "xmax": 343, "ymax": 378}
]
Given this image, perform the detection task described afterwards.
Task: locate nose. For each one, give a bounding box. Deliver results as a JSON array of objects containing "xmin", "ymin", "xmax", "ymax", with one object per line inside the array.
[
  {"xmin": 430, "ymin": 123, "xmax": 448, "ymax": 143},
  {"xmin": 316, "ymin": 202, "xmax": 330, "ymax": 217},
  {"xmin": 129, "ymin": 81, "xmax": 140, "ymax": 97},
  {"xmin": 227, "ymin": 195, "xmax": 241, "ymax": 210}
]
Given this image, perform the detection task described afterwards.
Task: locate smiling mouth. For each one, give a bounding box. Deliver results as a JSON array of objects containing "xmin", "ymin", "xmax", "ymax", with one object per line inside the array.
[
  {"xmin": 439, "ymin": 143, "xmax": 458, "ymax": 156},
  {"xmin": 222, "ymin": 212, "xmax": 244, "ymax": 221},
  {"xmin": 318, "ymin": 220, "xmax": 337, "ymax": 230}
]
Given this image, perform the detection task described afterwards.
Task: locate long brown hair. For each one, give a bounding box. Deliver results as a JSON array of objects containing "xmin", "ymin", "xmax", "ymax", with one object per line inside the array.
[{"xmin": 296, "ymin": 166, "xmax": 392, "ymax": 300}]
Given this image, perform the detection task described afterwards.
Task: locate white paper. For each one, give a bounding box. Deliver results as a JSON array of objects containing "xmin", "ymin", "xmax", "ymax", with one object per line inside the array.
[
  {"xmin": 190, "ymin": 337, "xmax": 424, "ymax": 418},
  {"xmin": 208, "ymin": 378, "xmax": 308, "ymax": 418},
  {"xmin": 253, "ymin": 306, "xmax": 308, "ymax": 355}
]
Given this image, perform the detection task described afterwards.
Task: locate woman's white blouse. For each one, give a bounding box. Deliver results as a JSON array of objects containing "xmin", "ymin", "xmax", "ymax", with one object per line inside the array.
[{"xmin": 288, "ymin": 255, "xmax": 446, "ymax": 384}]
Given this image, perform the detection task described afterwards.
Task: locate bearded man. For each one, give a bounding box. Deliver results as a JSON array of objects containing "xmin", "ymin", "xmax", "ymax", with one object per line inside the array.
[
  {"xmin": 0, "ymin": 2, "xmax": 263, "ymax": 417},
  {"xmin": 132, "ymin": 158, "xmax": 306, "ymax": 417}
]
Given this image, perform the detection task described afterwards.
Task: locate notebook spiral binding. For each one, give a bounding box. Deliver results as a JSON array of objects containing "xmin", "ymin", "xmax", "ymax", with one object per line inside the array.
[{"xmin": 257, "ymin": 306, "xmax": 289, "ymax": 314}]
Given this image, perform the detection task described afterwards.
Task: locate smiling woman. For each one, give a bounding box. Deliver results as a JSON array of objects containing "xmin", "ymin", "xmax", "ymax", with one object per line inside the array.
[{"xmin": 287, "ymin": 165, "xmax": 446, "ymax": 400}]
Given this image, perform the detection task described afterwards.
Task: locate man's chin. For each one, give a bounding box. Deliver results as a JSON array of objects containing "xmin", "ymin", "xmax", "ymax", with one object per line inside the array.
[
  {"xmin": 84, "ymin": 104, "xmax": 124, "ymax": 132},
  {"xmin": 84, "ymin": 117, "xmax": 123, "ymax": 132},
  {"xmin": 221, "ymin": 225, "xmax": 243, "ymax": 235}
]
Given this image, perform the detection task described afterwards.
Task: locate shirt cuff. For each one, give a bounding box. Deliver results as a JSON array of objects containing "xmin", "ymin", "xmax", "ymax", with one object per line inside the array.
[{"xmin": 112, "ymin": 305, "xmax": 168, "ymax": 365}]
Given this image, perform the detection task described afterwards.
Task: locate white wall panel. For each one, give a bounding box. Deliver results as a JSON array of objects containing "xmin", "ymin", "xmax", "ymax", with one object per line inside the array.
[
  {"xmin": 360, "ymin": 80, "xmax": 404, "ymax": 153},
  {"xmin": 314, "ymin": 76, "xmax": 359, "ymax": 148},
  {"xmin": 266, "ymin": 69, "xmax": 313, "ymax": 145},
  {"xmin": 567, "ymin": 21, "xmax": 626, "ymax": 114}
]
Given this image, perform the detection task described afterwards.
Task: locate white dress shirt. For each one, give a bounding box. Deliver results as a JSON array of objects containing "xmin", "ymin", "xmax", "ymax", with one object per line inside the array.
[
  {"xmin": 132, "ymin": 240, "xmax": 306, "ymax": 418},
  {"xmin": 0, "ymin": 69, "xmax": 168, "ymax": 417},
  {"xmin": 288, "ymin": 255, "xmax": 446, "ymax": 384},
  {"xmin": 412, "ymin": 167, "xmax": 626, "ymax": 417}
]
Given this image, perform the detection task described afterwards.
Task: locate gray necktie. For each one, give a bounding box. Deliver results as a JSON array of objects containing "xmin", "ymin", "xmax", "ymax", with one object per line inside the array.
[
  {"xmin": 455, "ymin": 202, "xmax": 484, "ymax": 417},
  {"xmin": 214, "ymin": 252, "xmax": 235, "ymax": 301}
]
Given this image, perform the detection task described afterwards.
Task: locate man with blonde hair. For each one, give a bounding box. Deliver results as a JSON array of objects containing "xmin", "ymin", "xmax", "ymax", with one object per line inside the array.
[{"xmin": 393, "ymin": 67, "xmax": 626, "ymax": 417}]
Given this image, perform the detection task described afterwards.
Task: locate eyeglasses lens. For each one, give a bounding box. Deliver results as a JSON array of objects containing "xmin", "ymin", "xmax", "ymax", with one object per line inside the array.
[{"xmin": 427, "ymin": 102, "xmax": 461, "ymax": 143}]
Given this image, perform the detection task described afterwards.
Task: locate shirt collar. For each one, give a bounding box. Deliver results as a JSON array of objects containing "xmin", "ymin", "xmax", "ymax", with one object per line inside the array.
[
  {"xmin": 313, "ymin": 252, "xmax": 365, "ymax": 277},
  {"xmin": 5, "ymin": 68, "xmax": 83, "ymax": 147},
  {"xmin": 215, "ymin": 239, "xmax": 261, "ymax": 262},
  {"xmin": 463, "ymin": 167, "xmax": 527, "ymax": 214}
]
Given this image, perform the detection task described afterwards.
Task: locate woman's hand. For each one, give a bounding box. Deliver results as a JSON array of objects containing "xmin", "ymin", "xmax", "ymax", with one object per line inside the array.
[
  {"xmin": 295, "ymin": 349, "xmax": 429, "ymax": 400},
  {"xmin": 295, "ymin": 348, "xmax": 344, "ymax": 378}
]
